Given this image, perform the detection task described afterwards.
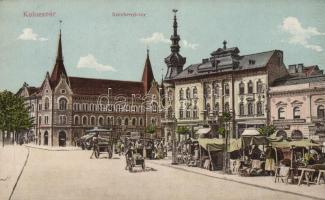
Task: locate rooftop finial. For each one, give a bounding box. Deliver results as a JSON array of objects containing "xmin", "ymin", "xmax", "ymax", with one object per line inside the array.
[
  {"xmin": 223, "ymin": 40, "xmax": 227, "ymax": 49},
  {"xmin": 146, "ymin": 46, "xmax": 149, "ymax": 57}
]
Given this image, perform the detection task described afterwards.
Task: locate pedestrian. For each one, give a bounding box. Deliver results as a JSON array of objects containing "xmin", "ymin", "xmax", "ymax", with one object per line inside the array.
[{"xmin": 90, "ymin": 135, "xmax": 98, "ymax": 159}]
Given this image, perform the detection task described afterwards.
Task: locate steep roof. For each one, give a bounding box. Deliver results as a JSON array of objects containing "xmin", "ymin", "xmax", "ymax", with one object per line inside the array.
[
  {"xmin": 69, "ymin": 77, "xmax": 144, "ymax": 96},
  {"xmin": 272, "ymin": 74, "xmax": 325, "ymax": 86},
  {"xmin": 173, "ymin": 50, "xmax": 275, "ymax": 80},
  {"xmin": 49, "ymin": 30, "xmax": 68, "ymax": 88},
  {"xmin": 141, "ymin": 50, "xmax": 155, "ymax": 93}
]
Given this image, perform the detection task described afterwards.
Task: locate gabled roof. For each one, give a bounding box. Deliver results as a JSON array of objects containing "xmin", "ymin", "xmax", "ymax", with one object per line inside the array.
[{"xmin": 69, "ymin": 77, "xmax": 144, "ymax": 96}]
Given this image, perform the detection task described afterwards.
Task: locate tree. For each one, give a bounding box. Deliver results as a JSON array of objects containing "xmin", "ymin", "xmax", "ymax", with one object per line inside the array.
[
  {"xmin": 257, "ymin": 125, "xmax": 276, "ymax": 137},
  {"xmin": 176, "ymin": 126, "xmax": 190, "ymax": 141},
  {"xmin": 0, "ymin": 90, "xmax": 33, "ymax": 146},
  {"xmin": 146, "ymin": 124, "xmax": 156, "ymax": 134}
]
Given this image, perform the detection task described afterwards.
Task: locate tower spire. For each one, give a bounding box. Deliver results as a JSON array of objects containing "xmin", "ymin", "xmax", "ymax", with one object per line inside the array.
[
  {"xmin": 170, "ymin": 9, "xmax": 180, "ymax": 53},
  {"xmin": 56, "ymin": 20, "xmax": 63, "ymax": 62}
]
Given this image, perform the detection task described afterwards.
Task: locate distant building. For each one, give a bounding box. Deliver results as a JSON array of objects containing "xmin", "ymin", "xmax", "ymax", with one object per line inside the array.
[
  {"xmin": 162, "ymin": 11, "xmax": 288, "ymax": 140},
  {"xmin": 270, "ymin": 64, "xmax": 325, "ymax": 142},
  {"xmin": 18, "ymin": 30, "xmax": 161, "ymax": 146}
]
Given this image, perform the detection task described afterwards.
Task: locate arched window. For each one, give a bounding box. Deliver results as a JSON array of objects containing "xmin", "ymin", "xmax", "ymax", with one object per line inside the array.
[
  {"xmin": 278, "ymin": 107, "xmax": 285, "ymax": 119},
  {"xmin": 186, "ymin": 105, "xmax": 191, "ymax": 118},
  {"xmin": 151, "ymin": 118, "xmax": 156, "ymax": 125},
  {"xmin": 291, "ymin": 130, "xmax": 303, "ymax": 140},
  {"xmin": 179, "ymin": 109, "xmax": 184, "ymax": 119},
  {"xmin": 59, "ymin": 115, "xmax": 67, "ymax": 124},
  {"xmin": 239, "ymin": 102, "xmax": 244, "ymax": 116},
  {"xmin": 293, "ymin": 107, "xmax": 300, "ymax": 119},
  {"xmin": 152, "ymin": 102, "xmax": 158, "ymax": 113},
  {"xmin": 59, "ymin": 98, "xmax": 67, "ymax": 110},
  {"xmin": 132, "ymin": 118, "xmax": 137, "ymax": 126},
  {"xmin": 193, "ymin": 104, "xmax": 198, "ymax": 119},
  {"xmin": 193, "ymin": 87, "xmax": 198, "ymax": 98},
  {"xmin": 256, "ymin": 80, "xmax": 263, "ymax": 93},
  {"xmin": 74, "ymin": 116, "xmax": 79, "ymax": 125},
  {"xmin": 82, "ymin": 116, "xmax": 88, "ymax": 125},
  {"xmin": 186, "ymin": 87, "xmax": 190, "ymax": 99},
  {"xmin": 107, "ymin": 117, "xmax": 111, "ymax": 126},
  {"xmin": 276, "ymin": 130, "xmax": 287, "ymax": 140},
  {"xmin": 239, "ymin": 82, "xmax": 245, "ymax": 95},
  {"xmin": 139, "ymin": 118, "xmax": 143, "ymax": 126},
  {"xmin": 98, "ymin": 117, "xmax": 104, "ymax": 126},
  {"xmin": 248, "ymin": 81, "xmax": 253, "ymax": 94},
  {"xmin": 206, "ymin": 103, "xmax": 211, "ymax": 115},
  {"xmin": 248, "ymin": 103, "xmax": 253, "ymax": 115},
  {"xmin": 44, "ymin": 97, "xmax": 49, "ymax": 110},
  {"xmin": 257, "ymin": 102, "xmax": 262, "ymax": 115},
  {"xmin": 204, "ymin": 84, "xmax": 211, "ymax": 97},
  {"xmin": 317, "ymin": 105, "xmax": 325, "ymax": 118},
  {"xmin": 117, "ymin": 117, "xmax": 122, "ymax": 125},
  {"xmin": 90, "ymin": 116, "xmax": 96, "ymax": 125},
  {"xmin": 179, "ymin": 89, "xmax": 184, "ymax": 100},
  {"xmin": 224, "ymin": 102, "xmax": 229, "ymax": 112},
  {"xmin": 124, "ymin": 118, "xmax": 129, "ymax": 126},
  {"xmin": 224, "ymin": 83, "xmax": 229, "ymax": 96}
]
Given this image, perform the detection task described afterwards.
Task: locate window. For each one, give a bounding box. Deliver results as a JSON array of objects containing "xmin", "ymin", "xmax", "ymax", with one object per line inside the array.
[
  {"xmin": 59, "ymin": 98, "xmax": 67, "ymax": 110},
  {"xmin": 224, "ymin": 84, "xmax": 229, "ymax": 96},
  {"xmin": 59, "ymin": 115, "xmax": 67, "ymax": 124},
  {"xmin": 117, "ymin": 117, "xmax": 122, "ymax": 125},
  {"xmin": 90, "ymin": 116, "xmax": 96, "ymax": 125},
  {"xmin": 248, "ymin": 81, "xmax": 253, "ymax": 94},
  {"xmin": 206, "ymin": 103, "xmax": 211, "ymax": 116},
  {"xmin": 74, "ymin": 116, "xmax": 79, "ymax": 125},
  {"xmin": 224, "ymin": 102, "xmax": 229, "ymax": 112},
  {"xmin": 151, "ymin": 118, "xmax": 156, "ymax": 125},
  {"xmin": 124, "ymin": 118, "xmax": 129, "ymax": 126},
  {"xmin": 248, "ymin": 103, "xmax": 253, "ymax": 115},
  {"xmin": 186, "ymin": 88, "xmax": 190, "ymax": 99},
  {"xmin": 214, "ymin": 102, "xmax": 219, "ymax": 116},
  {"xmin": 186, "ymin": 106, "xmax": 191, "ymax": 118},
  {"xmin": 167, "ymin": 107, "xmax": 173, "ymax": 119},
  {"xmin": 82, "ymin": 116, "xmax": 88, "ymax": 125},
  {"xmin": 193, "ymin": 105, "xmax": 198, "ymax": 119},
  {"xmin": 44, "ymin": 98, "xmax": 49, "ymax": 110},
  {"xmin": 249, "ymin": 59, "xmax": 256, "ymax": 65},
  {"xmin": 179, "ymin": 89, "xmax": 184, "ymax": 100},
  {"xmin": 257, "ymin": 102, "xmax": 262, "ymax": 115},
  {"xmin": 239, "ymin": 82, "xmax": 245, "ymax": 95},
  {"xmin": 132, "ymin": 118, "xmax": 137, "ymax": 126},
  {"xmin": 213, "ymin": 82, "xmax": 219, "ymax": 96},
  {"xmin": 39, "ymin": 104, "xmax": 42, "ymax": 111},
  {"xmin": 38, "ymin": 116, "xmax": 41, "ymax": 124},
  {"xmin": 257, "ymin": 80, "xmax": 263, "ymax": 93},
  {"xmin": 139, "ymin": 118, "xmax": 143, "ymax": 126},
  {"xmin": 193, "ymin": 87, "xmax": 198, "ymax": 98},
  {"xmin": 45, "ymin": 116, "xmax": 49, "ymax": 124},
  {"xmin": 239, "ymin": 103, "xmax": 244, "ymax": 116},
  {"xmin": 152, "ymin": 103, "xmax": 158, "ymax": 113},
  {"xmin": 98, "ymin": 117, "xmax": 104, "ymax": 126},
  {"xmin": 293, "ymin": 107, "xmax": 300, "ymax": 119},
  {"xmin": 317, "ymin": 105, "xmax": 325, "ymax": 118},
  {"xmin": 30, "ymin": 104, "xmax": 35, "ymax": 112},
  {"xmin": 204, "ymin": 84, "xmax": 211, "ymax": 97},
  {"xmin": 278, "ymin": 107, "xmax": 285, "ymax": 119},
  {"xmin": 179, "ymin": 109, "xmax": 184, "ymax": 119}
]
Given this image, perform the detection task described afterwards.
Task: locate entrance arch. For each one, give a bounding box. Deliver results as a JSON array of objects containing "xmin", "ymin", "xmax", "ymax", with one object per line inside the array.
[
  {"xmin": 291, "ymin": 130, "xmax": 303, "ymax": 140},
  {"xmin": 276, "ymin": 130, "xmax": 287, "ymax": 140},
  {"xmin": 44, "ymin": 131, "xmax": 48, "ymax": 145},
  {"xmin": 59, "ymin": 131, "xmax": 66, "ymax": 147}
]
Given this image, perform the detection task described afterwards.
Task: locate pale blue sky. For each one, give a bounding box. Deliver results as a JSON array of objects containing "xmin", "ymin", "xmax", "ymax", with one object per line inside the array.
[{"xmin": 1, "ymin": 0, "xmax": 325, "ymax": 92}]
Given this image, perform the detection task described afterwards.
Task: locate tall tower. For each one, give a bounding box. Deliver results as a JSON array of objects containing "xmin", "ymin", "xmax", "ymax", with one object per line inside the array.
[{"xmin": 164, "ymin": 9, "xmax": 186, "ymax": 80}]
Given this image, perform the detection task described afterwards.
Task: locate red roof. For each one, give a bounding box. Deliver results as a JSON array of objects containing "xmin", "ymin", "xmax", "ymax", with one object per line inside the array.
[
  {"xmin": 69, "ymin": 77, "xmax": 144, "ymax": 96},
  {"xmin": 141, "ymin": 51, "xmax": 155, "ymax": 93}
]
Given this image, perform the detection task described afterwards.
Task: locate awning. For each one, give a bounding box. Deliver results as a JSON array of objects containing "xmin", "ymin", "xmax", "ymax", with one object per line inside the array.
[
  {"xmin": 242, "ymin": 128, "xmax": 260, "ymax": 136},
  {"xmin": 198, "ymin": 138, "xmax": 242, "ymax": 152},
  {"xmin": 86, "ymin": 127, "xmax": 111, "ymax": 133},
  {"xmin": 271, "ymin": 139, "xmax": 321, "ymax": 148},
  {"xmin": 197, "ymin": 128, "xmax": 211, "ymax": 135},
  {"xmin": 242, "ymin": 135, "xmax": 268, "ymax": 147}
]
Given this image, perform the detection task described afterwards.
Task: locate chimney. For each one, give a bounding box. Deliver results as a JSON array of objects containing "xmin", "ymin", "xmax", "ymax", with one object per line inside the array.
[
  {"xmin": 288, "ymin": 64, "xmax": 297, "ymax": 74},
  {"xmin": 297, "ymin": 63, "xmax": 304, "ymax": 73}
]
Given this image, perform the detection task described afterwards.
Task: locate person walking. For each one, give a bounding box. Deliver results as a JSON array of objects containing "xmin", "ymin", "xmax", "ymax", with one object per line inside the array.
[{"xmin": 90, "ymin": 134, "xmax": 98, "ymax": 159}]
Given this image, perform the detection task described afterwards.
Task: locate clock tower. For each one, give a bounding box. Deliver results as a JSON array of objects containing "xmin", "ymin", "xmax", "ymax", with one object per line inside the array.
[{"xmin": 164, "ymin": 9, "xmax": 186, "ymax": 80}]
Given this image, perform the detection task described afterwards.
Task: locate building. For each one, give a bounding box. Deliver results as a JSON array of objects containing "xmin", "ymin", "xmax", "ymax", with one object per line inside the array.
[
  {"xmin": 18, "ymin": 30, "xmax": 161, "ymax": 146},
  {"xmin": 270, "ymin": 64, "xmax": 325, "ymax": 142},
  {"xmin": 162, "ymin": 11, "xmax": 288, "ymax": 140}
]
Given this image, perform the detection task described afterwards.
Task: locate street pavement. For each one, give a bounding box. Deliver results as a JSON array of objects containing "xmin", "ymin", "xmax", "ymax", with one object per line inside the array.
[{"xmin": 11, "ymin": 148, "xmax": 324, "ymax": 200}]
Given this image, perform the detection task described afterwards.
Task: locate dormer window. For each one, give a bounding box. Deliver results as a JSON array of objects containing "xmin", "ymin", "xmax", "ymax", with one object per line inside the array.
[{"xmin": 249, "ymin": 60, "xmax": 255, "ymax": 65}]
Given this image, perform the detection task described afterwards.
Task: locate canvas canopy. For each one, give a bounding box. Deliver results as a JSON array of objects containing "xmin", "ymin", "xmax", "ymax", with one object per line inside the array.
[
  {"xmin": 242, "ymin": 135, "xmax": 268, "ymax": 147},
  {"xmin": 198, "ymin": 138, "xmax": 241, "ymax": 152},
  {"xmin": 271, "ymin": 139, "xmax": 321, "ymax": 149},
  {"xmin": 242, "ymin": 128, "xmax": 260, "ymax": 136}
]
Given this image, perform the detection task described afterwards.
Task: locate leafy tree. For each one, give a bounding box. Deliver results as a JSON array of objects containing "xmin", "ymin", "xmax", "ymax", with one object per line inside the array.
[
  {"xmin": 176, "ymin": 126, "xmax": 190, "ymax": 135},
  {"xmin": 217, "ymin": 127, "xmax": 225, "ymax": 136},
  {"xmin": 145, "ymin": 124, "xmax": 156, "ymax": 134},
  {"xmin": 0, "ymin": 90, "xmax": 33, "ymax": 146},
  {"xmin": 257, "ymin": 125, "xmax": 276, "ymax": 137}
]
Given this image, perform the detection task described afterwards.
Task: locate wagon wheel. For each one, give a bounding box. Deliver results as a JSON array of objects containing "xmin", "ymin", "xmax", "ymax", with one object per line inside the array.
[{"xmin": 94, "ymin": 148, "xmax": 99, "ymax": 159}]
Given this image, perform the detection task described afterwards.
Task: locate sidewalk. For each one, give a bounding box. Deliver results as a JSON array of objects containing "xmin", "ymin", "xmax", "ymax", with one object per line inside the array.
[
  {"xmin": 24, "ymin": 144, "xmax": 81, "ymax": 151},
  {"xmin": 147, "ymin": 158, "xmax": 325, "ymax": 200},
  {"xmin": 0, "ymin": 145, "xmax": 29, "ymax": 200}
]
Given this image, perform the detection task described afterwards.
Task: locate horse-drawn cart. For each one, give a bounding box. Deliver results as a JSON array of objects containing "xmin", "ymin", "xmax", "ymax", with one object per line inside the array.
[
  {"xmin": 126, "ymin": 153, "xmax": 145, "ymax": 172},
  {"xmin": 94, "ymin": 140, "xmax": 113, "ymax": 159}
]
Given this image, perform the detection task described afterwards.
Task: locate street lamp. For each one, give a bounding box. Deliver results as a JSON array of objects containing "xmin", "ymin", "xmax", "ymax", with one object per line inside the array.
[{"xmin": 171, "ymin": 114, "xmax": 178, "ymax": 165}]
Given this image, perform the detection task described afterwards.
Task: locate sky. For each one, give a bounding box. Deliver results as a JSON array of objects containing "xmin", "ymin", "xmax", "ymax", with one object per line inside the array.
[{"xmin": 1, "ymin": 0, "xmax": 325, "ymax": 92}]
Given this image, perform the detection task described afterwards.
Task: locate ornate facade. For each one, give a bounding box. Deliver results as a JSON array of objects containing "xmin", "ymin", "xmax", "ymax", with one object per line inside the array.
[
  {"xmin": 162, "ymin": 11, "xmax": 288, "ymax": 139},
  {"xmin": 270, "ymin": 64, "xmax": 325, "ymax": 142},
  {"xmin": 18, "ymin": 30, "xmax": 161, "ymax": 146}
]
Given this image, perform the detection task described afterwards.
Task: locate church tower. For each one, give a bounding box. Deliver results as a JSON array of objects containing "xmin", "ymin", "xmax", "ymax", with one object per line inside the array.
[{"xmin": 164, "ymin": 9, "xmax": 186, "ymax": 80}]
